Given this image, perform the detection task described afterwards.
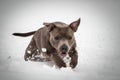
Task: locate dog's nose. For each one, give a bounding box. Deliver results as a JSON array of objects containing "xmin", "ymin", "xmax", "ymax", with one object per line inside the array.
[{"xmin": 60, "ymin": 44, "xmax": 68, "ymax": 53}]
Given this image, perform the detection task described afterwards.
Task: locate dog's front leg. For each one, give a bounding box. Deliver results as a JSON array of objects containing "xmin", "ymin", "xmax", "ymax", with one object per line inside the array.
[
  {"xmin": 69, "ymin": 48, "xmax": 78, "ymax": 68},
  {"xmin": 51, "ymin": 53, "xmax": 66, "ymax": 68}
]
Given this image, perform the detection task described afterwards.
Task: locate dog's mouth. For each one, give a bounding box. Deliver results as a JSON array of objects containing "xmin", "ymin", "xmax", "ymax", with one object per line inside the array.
[
  {"xmin": 61, "ymin": 52, "xmax": 66, "ymax": 54},
  {"xmin": 58, "ymin": 52, "xmax": 66, "ymax": 59}
]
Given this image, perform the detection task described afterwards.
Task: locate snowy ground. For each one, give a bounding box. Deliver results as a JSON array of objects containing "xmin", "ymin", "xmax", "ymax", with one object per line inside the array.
[{"xmin": 0, "ymin": 0, "xmax": 120, "ymax": 80}]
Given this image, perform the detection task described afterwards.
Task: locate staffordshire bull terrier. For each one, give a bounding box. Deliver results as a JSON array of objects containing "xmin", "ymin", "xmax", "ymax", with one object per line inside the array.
[{"xmin": 13, "ymin": 18, "xmax": 81, "ymax": 68}]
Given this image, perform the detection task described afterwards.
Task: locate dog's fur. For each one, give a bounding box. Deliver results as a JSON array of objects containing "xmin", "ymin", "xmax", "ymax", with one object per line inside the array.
[{"xmin": 13, "ymin": 18, "xmax": 81, "ymax": 68}]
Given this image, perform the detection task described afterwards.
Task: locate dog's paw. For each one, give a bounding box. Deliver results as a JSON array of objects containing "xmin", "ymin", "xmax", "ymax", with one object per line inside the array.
[
  {"xmin": 70, "ymin": 61, "xmax": 77, "ymax": 69},
  {"xmin": 57, "ymin": 61, "xmax": 66, "ymax": 68}
]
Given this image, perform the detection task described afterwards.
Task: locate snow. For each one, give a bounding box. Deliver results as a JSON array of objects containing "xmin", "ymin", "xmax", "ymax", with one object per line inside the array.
[
  {"xmin": 27, "ymin": 50, "xmax": 31, "ymax": 54},
  {"xmin": 0, "ymin": 0, "xmax": 120, "ymax": 80},
  {"xmin": 42, "ymin": 48, "xmax": 47, "ymax": 52}
]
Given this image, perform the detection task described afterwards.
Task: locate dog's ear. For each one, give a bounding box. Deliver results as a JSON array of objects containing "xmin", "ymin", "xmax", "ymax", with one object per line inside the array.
[
  {"xmin": 43, "ymin": 22, "xmax": 55, "ymax": 32},
  {"xmin": 69, "ymin": 18, "xmax": 81, "ymax": 32}
]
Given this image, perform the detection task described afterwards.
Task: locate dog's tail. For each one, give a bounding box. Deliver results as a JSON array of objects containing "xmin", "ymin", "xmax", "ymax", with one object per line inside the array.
[{"xmin": 12, "ymin": 31, "xmax": 36, "ymax": 37}]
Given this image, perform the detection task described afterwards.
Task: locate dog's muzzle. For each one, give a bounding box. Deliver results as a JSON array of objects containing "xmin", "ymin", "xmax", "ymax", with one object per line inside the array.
[{"xmin": 60, "ymin": 44, "xmax": 68, "ymax": 54}]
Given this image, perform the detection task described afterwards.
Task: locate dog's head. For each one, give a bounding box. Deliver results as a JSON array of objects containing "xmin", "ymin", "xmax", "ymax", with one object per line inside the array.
[{"xmin": 44, "ymin": 18, "xmax": 80, "ymax": 58}]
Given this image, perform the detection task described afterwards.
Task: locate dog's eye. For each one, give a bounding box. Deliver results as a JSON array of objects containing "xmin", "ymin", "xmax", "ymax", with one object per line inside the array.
[
  {"xmin": 68, "ymin": 36, "xmax": 72, "ymax": 40},
  {"xmin": 55, "ymin": 36, "xmax": 59, "ymax": 40}
]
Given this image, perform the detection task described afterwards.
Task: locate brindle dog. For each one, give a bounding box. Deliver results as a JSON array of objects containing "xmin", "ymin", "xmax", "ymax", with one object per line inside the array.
[{"xmin": 13, "ymin": 18, "xmax": 81, "ymax": 68}]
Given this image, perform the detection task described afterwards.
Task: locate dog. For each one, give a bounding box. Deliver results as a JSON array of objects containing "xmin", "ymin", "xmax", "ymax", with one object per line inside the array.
[{"xmin": 13, "ymin": 18, "xmax": 81, "ymax": 68}]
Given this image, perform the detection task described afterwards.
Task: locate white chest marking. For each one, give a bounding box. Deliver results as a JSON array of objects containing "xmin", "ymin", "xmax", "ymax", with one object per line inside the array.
[{"xmin": 63, "ymin": 54, "xmax": 71, "ymax": 67}]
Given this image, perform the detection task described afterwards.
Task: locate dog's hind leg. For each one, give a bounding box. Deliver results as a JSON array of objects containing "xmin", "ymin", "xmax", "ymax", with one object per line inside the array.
[
  {"xmin": 24, "ymin": 38, "xmax": 38, "ymax": 61},
  {"xmin": 24, "ymin": 37, "xmax": 48, "ymax": 62}
]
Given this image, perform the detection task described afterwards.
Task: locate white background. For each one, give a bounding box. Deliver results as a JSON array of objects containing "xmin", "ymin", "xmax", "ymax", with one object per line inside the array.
[{"xmin": 0, "ymin": 0, "xmax": 120, "ymax": 80}]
